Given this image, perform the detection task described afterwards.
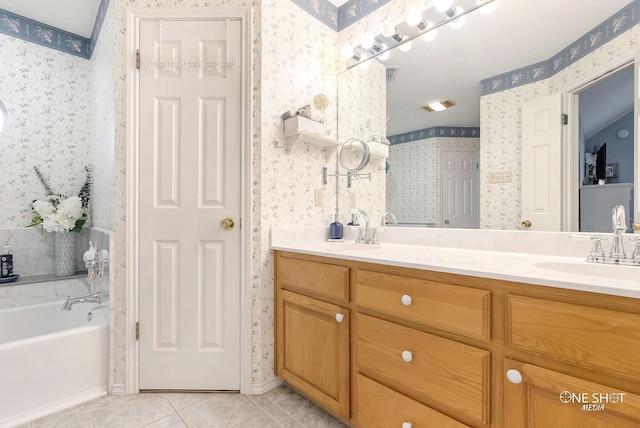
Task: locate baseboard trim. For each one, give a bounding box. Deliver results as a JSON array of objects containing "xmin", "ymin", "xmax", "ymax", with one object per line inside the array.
[
  {"xmin": 250, "ymin": 376, "xmax": 283, "ymax": 395},
  {"xmin": 110, "ymin": 383, "xmax": 127, "ymax": 395}
]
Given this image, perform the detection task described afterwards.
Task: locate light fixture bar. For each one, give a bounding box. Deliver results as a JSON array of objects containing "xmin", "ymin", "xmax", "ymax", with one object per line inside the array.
[{"xmin": 341, "ymin": 0, "xmax": 498, "ymax": 72}]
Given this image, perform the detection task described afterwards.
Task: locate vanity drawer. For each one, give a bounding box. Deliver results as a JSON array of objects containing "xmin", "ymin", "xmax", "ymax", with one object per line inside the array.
[
  {"xmin": 356, "ymin": 374, "xmax": 469, "ymax": 428},
  {"xmin": 506, "ymin": 294, "xmax": 640, "ymax": 380},
  {"xmin": 356, "ymin": 314, "xmax": 490, "ymax": 425},
  {"xmin": 354, "ymin": 269, "xmax": 490, "ymax": 341},
  {"xmin": 277, "ymin": 256, "xmax": 349, "ymax": 302}
]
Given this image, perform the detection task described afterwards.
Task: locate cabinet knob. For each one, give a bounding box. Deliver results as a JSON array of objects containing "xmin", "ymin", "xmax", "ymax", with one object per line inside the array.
[
  {"xmin": 402, "ymin": 423, "xmax": 413, "ymax": 428},
  {"xmin": 401, "ymin": 294, "xmax": 412, "ymax": 306},
  {"xmin": 401, "ymin": 350, "xmax": 413, "ymax": 362},
  {"xmin": 335, "ymin": 313, "xmax": 345, "ymax": 323},
  {"xmin": 506, "ymin": 369, "xmax": 523, "ymax": 384},
  {"xmin": 521, "ymin": 220, "xmax": 532, "ymax": 229}
]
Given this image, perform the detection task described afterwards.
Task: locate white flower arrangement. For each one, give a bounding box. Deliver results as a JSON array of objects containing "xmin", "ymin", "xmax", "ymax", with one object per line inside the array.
[
  {"xmin": 29, "ymin": 195, "xmax": 86, "ymax": 233},
  {"xmin": 27, "ymin": 166, "xmax": 92, "ymax": 233}
]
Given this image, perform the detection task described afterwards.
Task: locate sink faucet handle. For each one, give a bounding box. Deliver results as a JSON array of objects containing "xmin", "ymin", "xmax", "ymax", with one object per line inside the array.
[
  {"xmin": 589, "ymin": 236, "xmax": 605, "ymax": 258},
  {"xmin": 632, "ymin": 237, "xmax": 640, "ymax": 261}
]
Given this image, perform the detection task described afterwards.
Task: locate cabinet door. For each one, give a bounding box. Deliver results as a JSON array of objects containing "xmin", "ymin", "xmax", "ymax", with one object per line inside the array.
[
  {"xmin": 504, "ymin": 359, "xmax": 640, "ymax": 427},
  {"xmin": 276, "ymin": 289, "xmax": 350, "ymax": 419}
]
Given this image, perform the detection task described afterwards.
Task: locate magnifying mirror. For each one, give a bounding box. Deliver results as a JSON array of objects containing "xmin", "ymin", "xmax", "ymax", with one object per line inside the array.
[{"xmin": 339, "ymin": 138, "xmax": 370, "ymax": 172}]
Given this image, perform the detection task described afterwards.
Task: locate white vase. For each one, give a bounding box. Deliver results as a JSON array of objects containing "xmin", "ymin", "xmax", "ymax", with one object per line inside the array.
[{"xmin": 54, "ymin": 231, "xmax": 77, "ymax": 276}]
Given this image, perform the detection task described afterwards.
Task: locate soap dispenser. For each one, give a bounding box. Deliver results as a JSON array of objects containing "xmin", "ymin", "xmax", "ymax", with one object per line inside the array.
[
  {"xmin": 329, "ymin": 214, "xmax": 344, "ymax": 240},
  {"xmin": 1, "ymin": 246, "xmax": 13, "ymax": 278}
]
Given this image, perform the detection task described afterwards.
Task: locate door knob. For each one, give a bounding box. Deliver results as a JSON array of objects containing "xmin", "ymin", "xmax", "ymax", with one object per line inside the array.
[
  {"xmin": 521, "ymin": 220, "xmax": 532, "ymax": 229},
  {"xmin": 335, "ymin": 313, "xmax": 345, "ymax": 323},
  {"xmin": 220, "ymin": 217, "xmax": 235, "ymax": 230},
  {"xmin": 444, "ymin": 219, "xmax": 450, "ymax": 225}
]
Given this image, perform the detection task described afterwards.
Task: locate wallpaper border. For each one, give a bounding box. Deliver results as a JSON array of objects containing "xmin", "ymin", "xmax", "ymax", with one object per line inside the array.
[
  {"xmin": 0, "ymin": 0, "xmax": 110, "ymax": 60},
  {"xmin": 481, "ymin": 0, "xmax": 640, "ymax": 95},
  {"xmin": 388, "ymin": 126, "xmax": 481, "ymax": 145},
  {"xmin": 290, "ymin": 0, "xmax": 393, "ymax": 31}
]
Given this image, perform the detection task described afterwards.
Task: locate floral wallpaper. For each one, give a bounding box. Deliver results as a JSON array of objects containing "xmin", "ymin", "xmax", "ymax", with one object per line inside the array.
[
  {"xmin": 387, "ymin": 137, "xmax": 479, "ymax": 225},
  {"xmin": 0, "ymin": 34, "xmax": 93, "ymax": 228},
  {"xmin": 90, "ymin": 4, "xmax": 115, "ymax": 231}
]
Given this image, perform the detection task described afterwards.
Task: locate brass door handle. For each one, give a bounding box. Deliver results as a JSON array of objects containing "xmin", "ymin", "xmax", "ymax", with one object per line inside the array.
[
  {"xmin": 521, "ymin": 220, "xmax": 532, "ymax": 228},
  {"xmin": 220, "ymin": 217, "xmax": 235, "ymax": 230}
]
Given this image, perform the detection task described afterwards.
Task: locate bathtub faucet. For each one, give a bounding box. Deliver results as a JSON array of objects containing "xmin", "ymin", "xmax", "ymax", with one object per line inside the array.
[{"xmin": 62, "ymin": 291, "xmax": 109, "ymax": 311}]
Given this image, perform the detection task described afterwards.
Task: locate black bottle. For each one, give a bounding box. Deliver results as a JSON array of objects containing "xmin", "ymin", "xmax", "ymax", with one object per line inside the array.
[{"xmin": 1, "ymin": 246, "xmax": 13, "ymax": 278}]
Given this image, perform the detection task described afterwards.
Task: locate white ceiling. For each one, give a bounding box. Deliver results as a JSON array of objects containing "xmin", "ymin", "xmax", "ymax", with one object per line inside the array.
[
  {"xmin": 0, "ymin": 0, "xmax": 101, "ymax": 38},
  {"xmin": 380, "ymin": 0, "xmax": 633, "ymax": 136}
]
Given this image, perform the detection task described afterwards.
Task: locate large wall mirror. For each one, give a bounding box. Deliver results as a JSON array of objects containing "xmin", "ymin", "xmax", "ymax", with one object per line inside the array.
[{"xmin": 337, "ymin": 0, "xmax": 638, "ymax": 232}]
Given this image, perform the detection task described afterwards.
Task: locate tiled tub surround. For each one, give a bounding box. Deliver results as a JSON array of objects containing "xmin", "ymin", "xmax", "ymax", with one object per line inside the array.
[
  {"xmin": 0, "ymin": 228, "xmax": 110, "ymax": 278},
  {"xmin": 271, "ymin": 227, "xmax": 640, "ymax": 298},
  {"xmin": 0, "ymin": 300, "xmax": 109, "ymax": 427}
]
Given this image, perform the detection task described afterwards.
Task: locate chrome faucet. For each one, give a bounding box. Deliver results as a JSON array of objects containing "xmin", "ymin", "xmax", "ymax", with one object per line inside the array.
[
  {"xmin": 381, "ymin": 211, "xmax": 397, "ymax": 226},
  {"xmin": 62, "ymin": 291, "xmax": 109, "ymax": 311},
  {"xmin": 354, "ymin": 209, "xmax": 379, "ymax": 245},
  {"xmin": 610, "ymin": 204, "xmax": 627, "ymax": 259}
]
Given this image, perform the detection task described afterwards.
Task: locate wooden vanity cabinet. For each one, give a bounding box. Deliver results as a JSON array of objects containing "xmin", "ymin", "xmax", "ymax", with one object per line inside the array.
[
  {"xmin": 275, "ymin": 255, "xmax": 351, "ymax": 420},
  {"xmin": 274, "ymin": 250, "xmax": 640, "ymax": 428},
  {"xmin": 504, "ymin": 359, "xmax": 640, "ymax": 427}
]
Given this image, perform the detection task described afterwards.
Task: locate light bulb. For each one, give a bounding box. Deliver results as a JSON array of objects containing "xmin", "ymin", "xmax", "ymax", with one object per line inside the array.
[
  {"xmin": 361, "ymin": 32, "xmax": 375, "ymax": 49},
  {"xmin": 477, "ymin": 0, "xmax": 498, "ymax": 15},
  {"xmin": 435, "ymin": 0, "xmax": 453, "ymax": 12},
  {"xmin": 421, "ymin": 22, "xmax": 437, "ymax": 42},
  {"xmin": 406, "ymin": 8, "xmax": 423, "ymax": 27},
  {"xmin": 379, "ymin": 50, "xmax": 390, "ymax": 61},
  {"xmin": 382, "ymin": 21, "xmax": 397, "ymax": 38},
  {"xmin": 449, "ymin": 7, "xmax": 466, "ymax": 29},
  {"xmin": 399, "ymin": 40, "xmax": 412, "ymax": 53},
  {"xmin": 340, "ymin": 44, "xmax": 354, "ymax": 59}
]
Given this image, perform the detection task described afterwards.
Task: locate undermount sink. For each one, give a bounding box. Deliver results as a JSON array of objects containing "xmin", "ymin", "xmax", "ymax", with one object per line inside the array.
[
  {"xmin": 535, "ymin": 262, "xmax": 638, "ymax": 281},
  {"xmin": 324, "ymin": 242, "xmax": 382, "ymax": 251}
]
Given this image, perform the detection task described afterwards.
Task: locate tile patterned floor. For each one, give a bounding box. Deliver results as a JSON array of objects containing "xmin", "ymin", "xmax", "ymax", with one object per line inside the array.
[{"xmin": 20, "ymin": 384, "xmax": 348, "ymax": 428}]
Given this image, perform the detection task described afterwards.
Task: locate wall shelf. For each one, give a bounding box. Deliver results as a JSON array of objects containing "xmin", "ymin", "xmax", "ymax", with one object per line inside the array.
[{"xmin": 285, "ymin": 131, "xmax": 340, "ymax": 162}]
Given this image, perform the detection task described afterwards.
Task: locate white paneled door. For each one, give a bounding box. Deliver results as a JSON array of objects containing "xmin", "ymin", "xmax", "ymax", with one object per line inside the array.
[
  {"xmin": 521, "ymin": 93, "xmax": 563, "ymax": 231},
  {"xmin": 440, "ymin": 149, "xmax": 479, "ymax": 229},
  {"xmin": 138, "ymin": 18, "xmax": 242, "ymax": 390}
]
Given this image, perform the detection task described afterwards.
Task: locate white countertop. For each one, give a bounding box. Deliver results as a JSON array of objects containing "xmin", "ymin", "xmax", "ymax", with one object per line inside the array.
[{"xmin": 271, "ymin": 227, "xmax": 640, "ymax": 299}]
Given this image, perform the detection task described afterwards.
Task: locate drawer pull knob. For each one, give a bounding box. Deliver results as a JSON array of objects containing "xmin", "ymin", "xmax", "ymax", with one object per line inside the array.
[
  {"xmin": 402, "ymin": 423, "xmax": 413, "ymax": 428},
  {"xmin": 401, "ymin": 295, "xmax": 412, "ymax": 306},
  {"xmin": 401, "ymin": 350, "xmax": 413, "ymax": 362},
  {"xmin": 335, "ymin": 313, "xmax": 345, "ymax": 323},
  {"xmin": 506, "ymin": 369, "xmax": 523, "ymax": 384}
]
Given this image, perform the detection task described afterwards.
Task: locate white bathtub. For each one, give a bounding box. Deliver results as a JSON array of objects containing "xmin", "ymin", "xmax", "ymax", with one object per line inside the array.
[{"xmin": 0, "ymin": 300, "xmax": 109, "ymax": 427}]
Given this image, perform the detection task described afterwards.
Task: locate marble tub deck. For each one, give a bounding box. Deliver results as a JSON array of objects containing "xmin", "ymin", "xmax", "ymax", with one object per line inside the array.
[{"xmin": 21, "ymin": 384, "xmax": 347, "ymax": 428}]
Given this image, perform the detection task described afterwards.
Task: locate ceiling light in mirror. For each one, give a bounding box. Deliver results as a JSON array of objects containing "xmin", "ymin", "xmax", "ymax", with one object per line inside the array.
[
  {"xmin": 421, "ymin": 22, "xmax": 437, "ymax": 42},
  {"xmin": 423, "ymin": 99, "xmax": 456, "ymax": 112},
  {"xmin": 399, "ymin": 40, "xmax": 413, "ymax": 53},
  {"xmin": 477, "ymin": 0, "xmax": 498, "ymax": 15},
  {"xmin": 379, "ymin": 47, "xmax": 391, "ymax": 61}
]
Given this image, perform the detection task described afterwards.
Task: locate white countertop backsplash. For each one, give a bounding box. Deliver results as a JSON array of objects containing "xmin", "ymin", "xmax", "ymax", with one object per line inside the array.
[{"xmin": 271, "ymin": 226, "xmax": 640, "ymax": 299}]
